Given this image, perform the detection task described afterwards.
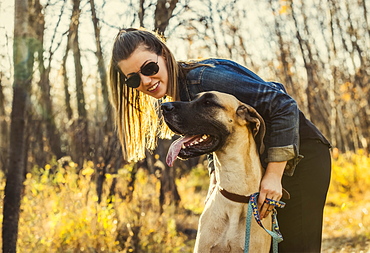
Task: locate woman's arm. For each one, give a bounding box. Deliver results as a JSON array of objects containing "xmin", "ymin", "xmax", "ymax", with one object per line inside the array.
[
  {"xmin": 258, "ymin": 161, "xmax": 286, "ymax": 218},
  {"xmin": 184, "ymin": 59, "xmax": 300, "ymax": 216},
  {"xmin": 185, "ymin": 59, "xmax": 301, "ymax": 174}
]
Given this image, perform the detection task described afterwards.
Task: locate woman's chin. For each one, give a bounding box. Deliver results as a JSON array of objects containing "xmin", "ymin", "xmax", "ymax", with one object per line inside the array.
[{"xmin": 150, "ymin": 85, "xmax": 167, "ymax": 99}]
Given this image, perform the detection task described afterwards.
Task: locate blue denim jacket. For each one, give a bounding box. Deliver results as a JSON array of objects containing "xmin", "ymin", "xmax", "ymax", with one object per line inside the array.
[{"xmin": 178, "ymin": 58, "xmax": 329, "ymax": 176}]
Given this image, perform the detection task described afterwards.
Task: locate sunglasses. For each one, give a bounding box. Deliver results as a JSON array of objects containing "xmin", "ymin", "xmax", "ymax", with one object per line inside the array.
[{"xmin": 123, "ymin": 56, "xmax": 159, "ymax": 88}]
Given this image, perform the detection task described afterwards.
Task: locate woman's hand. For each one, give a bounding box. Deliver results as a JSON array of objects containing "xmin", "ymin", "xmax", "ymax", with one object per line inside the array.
[{"xmin": 258, "ymin": 161, "xmax": 286, "ymax": 219}]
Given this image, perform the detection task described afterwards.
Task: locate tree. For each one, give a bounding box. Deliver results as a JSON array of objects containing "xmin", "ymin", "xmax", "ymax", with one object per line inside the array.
[
  {"xmin": 68, "ymin": 0, "xmax": 89, "ymax": 166},
  {"xmin": 154, "ymin": 0, "xmax": 179, "ymax": 34},
  {"xmin": 33, "ymin": 0, "xmax": 65, "ymax": 160},
  {"xmin": 151, "ymin": 0, "xmax": 182, "ymax": 210},
  {"xmin": 89, "ymin": 0, "xmax": 124, "ymax": 202},
  {"xmin": 2, "ymin": 0, "xmax": 32, "ymax": 251},
  {"xmin": 0, "ymin": 72, "xmax": 8, "ymax": 172}
]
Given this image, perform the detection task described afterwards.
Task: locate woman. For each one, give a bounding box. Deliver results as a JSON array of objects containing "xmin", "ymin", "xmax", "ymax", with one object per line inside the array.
[{"xmin": 109, "ymin": 27, "xmax": 331, "ymax": 252}]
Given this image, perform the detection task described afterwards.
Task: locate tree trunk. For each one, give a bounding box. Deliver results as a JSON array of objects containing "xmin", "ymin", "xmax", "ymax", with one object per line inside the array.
[
  {"xmin": 154, "ymin": 139, "xmax": 181, "ymax": 213},
  {"xmin": 152, "ymin": 1, "xmax": 181, "ymax": 211},
  {"xmin": 268, "ymin": 0, "xmax": 296, "ymax": 96},
  {"xmin": 70, "ymin": 0, "xmax": 89, "ymax": 166},
  {"xmin": 33, "ymin": 0, "xmax": 65, "ymax": 160},
  {"xmin": 71, "ymin": 0, "xmax": 86, "ymax": 120},
  {"xmin": 154, "ymin": 0, "xmax": 179, "ymax": 34},
  {"xmin": 89, "ymin": 0, "xmax": 123, "ymax": 200},
  {"xmin": 62, "ymin": 39, "xmax": 73, "ymax": 121},
  {"xmin": 89, "ymin": 0, "xmax": 109, "ymax": 118},
  {"xmin": 2, "ymin": 0, "xmax": 32, "ymax": 252},
  {"xmin": 139, "ymin": 0, "xmax": 145, "ymax": 27},
  {"xmin": 0, "ymin": 72, "xmax": 8, "ymax": 172}
]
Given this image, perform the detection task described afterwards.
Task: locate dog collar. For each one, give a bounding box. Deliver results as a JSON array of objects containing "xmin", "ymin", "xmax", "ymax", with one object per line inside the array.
[
  {"xmin": 219, "ymin": 187, "xmax": 251, "ymax": 203},
  {"xmin": 219, "ymin": 187, "xmax": 290, "ymax": 205}
]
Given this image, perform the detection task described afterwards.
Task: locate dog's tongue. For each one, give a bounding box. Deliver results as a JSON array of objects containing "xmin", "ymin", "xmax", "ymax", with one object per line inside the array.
[{"xmin": 166, "ymin": 135, "xmax": 194, "ymax": 167}]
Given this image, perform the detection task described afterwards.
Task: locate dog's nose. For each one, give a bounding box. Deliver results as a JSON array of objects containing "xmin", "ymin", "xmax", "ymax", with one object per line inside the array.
[{"xmin": 161, "ymin": 102, "xmax": 175, "ymax": 113}]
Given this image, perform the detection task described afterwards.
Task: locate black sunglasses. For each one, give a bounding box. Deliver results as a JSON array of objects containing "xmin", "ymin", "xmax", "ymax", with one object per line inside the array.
[{"xmin": 123, "ymin": 56, "xmax": 159, "ymax": 88}]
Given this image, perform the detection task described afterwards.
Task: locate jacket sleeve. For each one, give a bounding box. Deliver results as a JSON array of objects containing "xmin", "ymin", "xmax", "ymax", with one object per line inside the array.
[{"xmin": 184, "ymin": 59, "xmax": 302, "ymax": 175}]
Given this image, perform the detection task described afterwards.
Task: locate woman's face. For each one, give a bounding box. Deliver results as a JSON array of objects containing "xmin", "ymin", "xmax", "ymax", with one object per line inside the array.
[{"xmin": 117, "ymin": 45, "xmax": 168, "ymax": 99}]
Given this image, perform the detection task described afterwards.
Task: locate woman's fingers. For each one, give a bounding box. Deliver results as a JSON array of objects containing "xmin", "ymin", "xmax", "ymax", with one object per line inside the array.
[
  {"xmin": 258, "ymin": 192, "xmax": 270, "ymax": 218},
  {"xmin": 259, "ymin": 196, "xmax": 276, "ymax": 219}
]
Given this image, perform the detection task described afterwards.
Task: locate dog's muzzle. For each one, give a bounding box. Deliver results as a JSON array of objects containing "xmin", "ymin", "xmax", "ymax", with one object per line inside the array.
[{"xmin": 161, "ymin": 101, "xmax": 227, "ymax": 167}]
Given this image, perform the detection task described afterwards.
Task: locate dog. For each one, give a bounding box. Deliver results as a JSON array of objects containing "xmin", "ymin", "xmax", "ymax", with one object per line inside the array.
[{"xmin": 161, "ymin": 91, "xmax": 272, "ymax": 252}]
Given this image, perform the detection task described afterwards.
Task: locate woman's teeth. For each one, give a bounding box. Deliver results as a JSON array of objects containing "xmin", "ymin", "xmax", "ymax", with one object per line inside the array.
[{"xmin": 148, "ymin": 82, "xmax": 159, "ymax": 91}]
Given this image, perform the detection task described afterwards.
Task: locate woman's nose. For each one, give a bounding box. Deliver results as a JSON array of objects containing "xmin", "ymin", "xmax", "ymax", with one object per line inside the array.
[{"xmin": 139, "ymin": 73, "xmax": 152, "ymax": 85}]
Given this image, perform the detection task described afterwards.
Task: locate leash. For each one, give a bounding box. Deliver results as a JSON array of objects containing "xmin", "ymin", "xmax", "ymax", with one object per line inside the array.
[{"xmin": 244, "ymin": 192, "xmax": 285, "ymax": 253}]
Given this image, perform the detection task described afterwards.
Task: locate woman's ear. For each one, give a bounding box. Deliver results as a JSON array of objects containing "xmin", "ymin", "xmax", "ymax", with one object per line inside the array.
[{"xmin": 236, "ymin": 104, "xmax": 266, "ymax": 154}]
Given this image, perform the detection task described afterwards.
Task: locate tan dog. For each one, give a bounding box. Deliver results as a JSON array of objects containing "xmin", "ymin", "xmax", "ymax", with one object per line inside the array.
[{"xmin": 162, "ymin": 91, "xmax": 272, "ymax": 253}]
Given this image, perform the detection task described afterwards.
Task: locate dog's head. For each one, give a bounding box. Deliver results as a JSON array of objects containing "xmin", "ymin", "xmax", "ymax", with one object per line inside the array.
[{"xmin": 161, "ymin": 91, "xmax": 265, "ymax": 166}]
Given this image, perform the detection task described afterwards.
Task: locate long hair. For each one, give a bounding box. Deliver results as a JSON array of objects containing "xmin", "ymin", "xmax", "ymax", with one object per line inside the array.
[{"xmin": 108, "ymin": 28, "xmax": 177, "ymax": 162}]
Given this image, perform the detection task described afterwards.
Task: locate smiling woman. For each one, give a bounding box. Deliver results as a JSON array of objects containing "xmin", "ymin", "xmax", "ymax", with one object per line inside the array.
[
  {"xmin": 109, "ymin": 29, "xmax": 177, "ymax": 161},
  {"xmin": 108, "ymin": 28, "xmax": 206, "ymax": 162}
]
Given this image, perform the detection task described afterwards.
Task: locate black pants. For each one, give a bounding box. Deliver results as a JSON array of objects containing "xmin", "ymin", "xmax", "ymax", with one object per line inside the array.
[{"xmin": 276, "ymin": 139, "xmax": 332, "ymax": 253}]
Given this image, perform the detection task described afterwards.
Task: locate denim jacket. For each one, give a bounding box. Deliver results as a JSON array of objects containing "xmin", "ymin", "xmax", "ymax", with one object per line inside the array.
[{"xmin": 178, "ymin": 58, "xmax": 330, "ymax": 176}]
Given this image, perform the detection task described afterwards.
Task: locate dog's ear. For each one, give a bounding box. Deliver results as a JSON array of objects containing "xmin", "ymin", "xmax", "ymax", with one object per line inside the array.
[{"xmin": 236, "ymin": 104, "xmax": 266, "ymax": 154}]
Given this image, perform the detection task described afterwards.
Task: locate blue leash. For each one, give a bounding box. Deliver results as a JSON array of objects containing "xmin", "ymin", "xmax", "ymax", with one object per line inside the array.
[{"xmin": 244, "ymin": 192, "xmax": 285, "ymax": 253}]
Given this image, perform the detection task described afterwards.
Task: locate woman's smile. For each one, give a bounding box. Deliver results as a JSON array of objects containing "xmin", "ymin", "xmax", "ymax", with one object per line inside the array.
[{"xmin": 148, "ymin": 81, "xmax": 160, "ymax": 92}]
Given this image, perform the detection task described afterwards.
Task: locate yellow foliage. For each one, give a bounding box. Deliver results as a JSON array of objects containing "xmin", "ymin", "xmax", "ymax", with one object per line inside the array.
[
  {"xmin": 0, "ymin": 159, "xmax": 197, "ymax": 253},
  {"xmin": 176, "ymin": 164, "xmax": 209, "ymax": 215},
  {"xmin": 323, "ymin": 150, "xmax": 370, "ymax": 250},
  {"xmin": 0, "ymin": 151, "xmax": 369, "ymax": 252},
  {"xmin": 327, "ymin": 149, "xmax": 370, "ymax": 203}
]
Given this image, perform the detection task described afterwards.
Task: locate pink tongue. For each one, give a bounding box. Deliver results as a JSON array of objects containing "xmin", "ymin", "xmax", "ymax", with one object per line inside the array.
[{"xmin": 166, "ymin": 135, "xmax": 195, "ymax": 167}]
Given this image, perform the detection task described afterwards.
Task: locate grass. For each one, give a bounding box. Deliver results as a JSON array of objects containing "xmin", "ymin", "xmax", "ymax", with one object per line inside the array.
[{"xmin": 0, "ymin": 149, "xmax": 369, "ymax": 252}]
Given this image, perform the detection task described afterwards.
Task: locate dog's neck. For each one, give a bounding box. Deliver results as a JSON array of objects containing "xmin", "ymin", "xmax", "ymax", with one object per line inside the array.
[{"xmin": 213, "ymin": 131, "xmax": 263, "ymax": 196}]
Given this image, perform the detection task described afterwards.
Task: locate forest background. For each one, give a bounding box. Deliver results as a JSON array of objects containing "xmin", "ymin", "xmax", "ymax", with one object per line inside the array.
[{"xmin": 0, "ymin": 0, "xmax": 369, "ymax": 252}]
